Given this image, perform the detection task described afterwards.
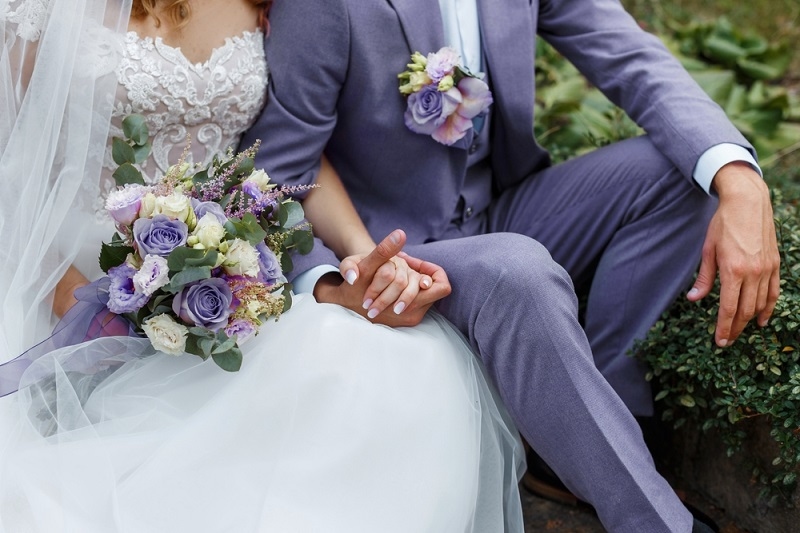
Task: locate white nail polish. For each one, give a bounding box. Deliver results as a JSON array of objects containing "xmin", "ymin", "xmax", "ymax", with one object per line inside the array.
[
  {"xmin": 393, "ymin": 302, "xmax": 406, "ymax": 315},
  {"xmin": 718, "ymin": 339, "xmax": 728, "ymax": 347},
  {"xmin": 367, "ymin": 308, "xmax": 379, "ymax": 319},
  {"xmin": 362, "ymin": 299, "xmax": 373, "ymax": 310},
  {"xmin": 345, "ymin": 269, "xmax": 357, "ymax": 285}
]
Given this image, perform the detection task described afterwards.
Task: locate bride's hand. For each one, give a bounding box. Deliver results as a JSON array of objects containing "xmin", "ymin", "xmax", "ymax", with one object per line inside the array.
[
  {"xmin": 339, "ymin": 252, "xmax": 434, "ymax": 317},
  {"xmin": 314, "ymin": 230, "xmax": 451, "ymax": 327}
]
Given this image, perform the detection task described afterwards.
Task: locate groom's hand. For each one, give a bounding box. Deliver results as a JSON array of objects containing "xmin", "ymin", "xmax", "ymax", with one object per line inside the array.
[
  {"xmin": 313, "ymin": 230, "xmax": 451, "ymax": 327},
  {"xmin": 688, "ymin": 162, "xmax": 781, "ymax": 347}
]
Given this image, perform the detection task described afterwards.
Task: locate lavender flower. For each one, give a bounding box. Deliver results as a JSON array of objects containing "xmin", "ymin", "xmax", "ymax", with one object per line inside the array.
[
  {"xmin": 425, "ymin": 47, "xmax": 460, "ymax": 82},
  {"xmin": 105, "ymin": 184, "xmax": 148, "ymax": 226},
  {"xmin": 132, "ymin": 254, "xmax": 170, "ymax": 296},
  {"xmin": 225, "ymin": 318, "xmax": 257, "ymax": 345},
  {"xmin": 107, "ymin": 264, "xmax": 149, "ymax": 314},
  {"xmin": 133, "ymin": 214, "xmax": 189, "ymax": 257},
  {"xmin": 256, "ymin": 242, "xmax": 283, "ymax": 285},
  {"xmin": 172, "ymin": 278, "xmax": 233, "ymax": 331},
  {"xmin": 191, "ymin": 198, "xmax": 227, "ymax": 224}
]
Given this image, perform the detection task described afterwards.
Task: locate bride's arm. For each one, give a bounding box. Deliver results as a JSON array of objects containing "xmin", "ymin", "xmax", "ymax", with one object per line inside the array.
[
  {"xmin": 300, "ymin": 157, "xmax": 450, "ymax": 326},
  {"xmin": 301, "ymin": 156, "xmax": 377, "ymax": 258},
  {"xmin": 53, "ymin": 266, "xmax": 89, "ymax": 319}
]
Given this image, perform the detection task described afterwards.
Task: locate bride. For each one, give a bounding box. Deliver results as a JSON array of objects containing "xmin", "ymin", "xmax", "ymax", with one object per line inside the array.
[{"xmin": 0, "ymin": 0, "xmax": 524, "ymax": 531}]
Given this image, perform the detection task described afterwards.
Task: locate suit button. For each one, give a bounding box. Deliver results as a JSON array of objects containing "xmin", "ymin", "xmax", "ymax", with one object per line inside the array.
[
  {"xmin": 468, "ymin": 143, "xmax": 478, "ymax": 154},
  {"xmin": 465, "ymin": 206, "xmax": 474, "ymax": 218}
]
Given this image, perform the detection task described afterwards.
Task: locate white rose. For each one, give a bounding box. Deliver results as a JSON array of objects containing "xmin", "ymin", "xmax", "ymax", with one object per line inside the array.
[
  {"xmin": 223, "ymin": 239, "xmax": 260, "ymax": 277},
  {"xmin": 138, "ymin": 192, "xmax": 158, "ymax": 218},
  {"xmin": 192, "ymin": 213, "xmax": 226, "ymax": 249},
  {"xmin": 155, "ymin": 191, "xmax": 192, "ymax": 223},
  {"xmin": 142, "ymin": 314, "xmax": 188, "ymax": 356},
  {"xmin": 245, "ymin": 169, "xmax": 272, "ymax": 192}
]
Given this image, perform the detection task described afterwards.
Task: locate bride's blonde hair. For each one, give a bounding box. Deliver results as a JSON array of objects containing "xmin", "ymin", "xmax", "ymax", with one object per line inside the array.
[{"xmin": 131, "ymin": 0, "xmax": 273, "ymax": 30}]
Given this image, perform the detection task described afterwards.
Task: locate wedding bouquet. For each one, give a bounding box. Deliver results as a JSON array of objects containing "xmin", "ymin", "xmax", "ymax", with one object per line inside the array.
[{"xmin": 99, "ymin": 115, "xmax": 313, "ymax": 371}]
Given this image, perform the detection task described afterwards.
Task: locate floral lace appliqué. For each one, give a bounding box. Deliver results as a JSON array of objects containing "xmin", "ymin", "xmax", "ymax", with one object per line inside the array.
[
  {"xmin": 0, "ymin": 0, "xmax": 50, "ymax": 41},
  {"xmin": 97, "ymin": 30, "xmax": 268, "ymax": 217}
]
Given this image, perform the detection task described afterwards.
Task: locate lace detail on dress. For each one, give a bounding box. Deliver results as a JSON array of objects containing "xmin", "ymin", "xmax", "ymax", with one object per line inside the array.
[
  {"xmin": 0, "ymin": 0, "xmax": 50, "ymax": 41},
  {"xmin": 97, "ymin": 30, "xmax": 268, "ymax": 218}
]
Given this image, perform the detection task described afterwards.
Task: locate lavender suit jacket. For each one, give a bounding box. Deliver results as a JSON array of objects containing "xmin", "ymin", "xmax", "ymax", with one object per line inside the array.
[{"xmin": 241, "ymin": 0, "xmax": 752, "ymax": 279}]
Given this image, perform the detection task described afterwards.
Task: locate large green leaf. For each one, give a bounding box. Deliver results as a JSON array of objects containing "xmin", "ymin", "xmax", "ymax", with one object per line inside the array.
[
  {"xmin": 99, "ymin": 242, "xmax": 134, "ymax": 273},
  {"xmin": 122, "ymin": 114, "xmax": 150, "ymax": 146}
]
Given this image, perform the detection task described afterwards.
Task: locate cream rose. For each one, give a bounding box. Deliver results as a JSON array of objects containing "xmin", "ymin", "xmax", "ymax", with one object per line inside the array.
[
  {"xmin": 155, "ymin": 191, "xmax": 193, "ymax": 223},
  {"xmin": 223, "ymin": 239, "xmax": 260, "ymax": 277},
  {"xmin": 193, "ymin": 213, "xmax": 226, "ymax": 249},
  {"xmin": 142, "ymin": 314, "xmax": 188, "ymax": 356},
  {"xmin": 245, "ymin": 169, "xmax": 272, "ymax": 192},
  {"xmin": 138, "ymin": 192, "xmax": 158, "ymax": 218}
]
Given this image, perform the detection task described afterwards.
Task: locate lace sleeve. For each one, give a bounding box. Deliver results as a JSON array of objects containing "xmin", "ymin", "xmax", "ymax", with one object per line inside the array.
[{"xmin": 0, "ymin": 0, "xmax": 51, "ymax": 42}]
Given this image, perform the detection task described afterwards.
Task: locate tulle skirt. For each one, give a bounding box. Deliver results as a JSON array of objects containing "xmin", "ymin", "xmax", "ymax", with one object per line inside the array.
[{"xmin": 0, "ymin": 295, "xmax": 524, "ymax": 532}]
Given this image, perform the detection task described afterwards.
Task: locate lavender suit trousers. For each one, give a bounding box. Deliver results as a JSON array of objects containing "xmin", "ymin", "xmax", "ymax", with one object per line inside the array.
[{"xmin": 405, "ymin": 136, "xmax": 715, "ymax": 532}]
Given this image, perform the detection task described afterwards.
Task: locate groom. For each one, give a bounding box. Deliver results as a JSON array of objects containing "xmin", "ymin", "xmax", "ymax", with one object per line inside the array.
[{"xmin": 243, "ymin": 0, "xmax": 779, "ymax": 530}]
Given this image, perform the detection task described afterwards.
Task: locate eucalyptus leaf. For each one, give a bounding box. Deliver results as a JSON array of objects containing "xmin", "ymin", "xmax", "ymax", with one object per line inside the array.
[
  {"xmin": 212, "ymin": 347, "xmax": 243, "ymax": 372},
  {"xmin": 112, "ymin": 162, "xmax": 145, "ymax": 187},
  {"xmin": 112, "ymin": 137, "xmax": 136, "ymax": 166},
  {"xmin": 122, "ymin": 114, "xmax": 150, "ymax": 145}
]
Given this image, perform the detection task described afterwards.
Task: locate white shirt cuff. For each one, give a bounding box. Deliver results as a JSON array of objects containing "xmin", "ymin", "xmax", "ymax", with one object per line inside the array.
[
  {"xmin": 291, "ymin": 264, "xmax": 340, "ymax": 294},
  {"xmin": 693, "ymin": 143, "xmax": 762, "ymax": 195}
]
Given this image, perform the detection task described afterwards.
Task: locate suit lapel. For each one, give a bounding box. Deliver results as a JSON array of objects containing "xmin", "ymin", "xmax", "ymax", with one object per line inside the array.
[
  {"xmin": 387, "ymin": 0, "xmax": 445, "ymax": 56},
  {"xmin": 477, "ymin": 0, "xmax": 535, "ymax": 128}
]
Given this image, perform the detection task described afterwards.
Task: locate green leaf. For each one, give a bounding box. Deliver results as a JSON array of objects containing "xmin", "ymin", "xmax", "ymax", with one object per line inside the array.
[
  {"xmin": 112, "ymin": 137, "xmax": 136, "ymax": 166},
  {"xmin": 280, "ymin": 251, "xmax": 294, "ymax": 274},
  {"xmin": 198, "ymin": 337, "xmax": 215, "ymax": 356},
  {"xmin": 132, "ymin": 143, "xmax": 152, "ymax": 165},
  {"xmin": 165, "ymin": 266, "xmax": 212, "ymax": 292},
  {"xmin": 99, "ymin": 242, "xmax": 135, "ymax": 273},
  {"xmin": 168, "ymin": 248, "xmax": 219, "ymax": 271},
  {"xmin": 112, "ymin": 162, "xmax": 146, "ymax": 187},
  {"xmin": 291, "ymin": 229, "xmax": 314, "ymax": 255},
  {"xmin": 212, "ymin": 346, "xmax": 243, "ymax": 372},
  {"xmin": 282, "ymin": 201, "xmax": 306, "ymax": 228},
  {"xmin": 212, "ymin": 331, "xmax": 238, "ymax": 355},
  {"xmin": 122, "ymin": 114, "xmax": 150, "ymax": 145},
  {"xmin": 185, "ymin": 332, "xmax": 210, "ymax": 360}
]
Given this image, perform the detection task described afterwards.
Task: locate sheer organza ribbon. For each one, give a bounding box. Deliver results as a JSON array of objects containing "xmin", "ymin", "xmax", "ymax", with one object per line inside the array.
[{"xmin": 0, "ymin": 280, "xmax": 138, "ymax": 397}]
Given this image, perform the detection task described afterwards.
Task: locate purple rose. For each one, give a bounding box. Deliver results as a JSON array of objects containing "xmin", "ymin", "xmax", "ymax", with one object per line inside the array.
[
  {"xmin": 225, "ymin": 318, "xmax": 257, "ymax": 345},
  {"xmin": 172, "ymin": 278, "xmax": 233, "ymax": 331},
  {"xmin": 107, "ymin": 264, "xmax": 149, "ymax": 314},
  {"xmin": 404, "ymin": 85, "xmax": 460, "ymax": 135},
  {"xmin": 425, "ymin": 47, "xmax": 460, "ymax": 82},
  {"xmin": 241, "ymin": 180, "xmax": 261, "ymax": 199},
  {"xmin": 191, "ymin": 198, "xmax": 227, "ymax": 225},
  {"xmin": 133, "ymin": 214, "xmax": 189, "ymax": 257},
  {"xmin": 256, "ymin": 242, "xmax": 283, "ymax": 285}
]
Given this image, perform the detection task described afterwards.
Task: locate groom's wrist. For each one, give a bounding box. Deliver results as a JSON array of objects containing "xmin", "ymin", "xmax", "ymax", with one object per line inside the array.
[{"xmin": 312, "ymin": 272, "xmax": 346, "ymax": 303}]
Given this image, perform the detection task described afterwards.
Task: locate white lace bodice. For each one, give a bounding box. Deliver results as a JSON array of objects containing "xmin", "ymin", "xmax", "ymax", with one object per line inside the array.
[{"xmin": 99, "ymin": 30, "xmax": 268, "ymax": 212}]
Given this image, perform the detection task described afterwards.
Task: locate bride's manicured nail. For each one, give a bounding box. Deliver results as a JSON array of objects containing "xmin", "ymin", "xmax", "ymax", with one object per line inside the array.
[
  {"xmin": 393, "ymin": 302, "xmax": 406, "ymax": 315},
  {"xmin": 421, "ymin": 278, "xmax": 431, "ymax": 288},
  {"xmin": 367, "ymin": 308, "xmax": 379, "ymax": 319},
  {"xmin": 362, "ymin": 298, "xmax": 373, "ymax": 310},
  {"xmin": 390, "ymin": 231, "xmax": 401, "ymax": 244},
  {"xmin": 687, "ymin": 288, "xmax": 699, "ymax": 297},
  {"xmin": 345, "ymin": 269, "xmax": 357, "ymax": 285}
]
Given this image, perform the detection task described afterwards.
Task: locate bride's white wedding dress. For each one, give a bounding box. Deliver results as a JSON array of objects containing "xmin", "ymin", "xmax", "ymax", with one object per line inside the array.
[{"xmin": 0, "ymin": 16, "xmax": 524, "ymax": 533}]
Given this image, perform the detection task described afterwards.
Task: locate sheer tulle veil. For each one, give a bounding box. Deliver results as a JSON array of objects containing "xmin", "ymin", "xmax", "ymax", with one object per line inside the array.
[{"xmin": 0, "ymin": 0, "xmax": 132, "ymax": 361}]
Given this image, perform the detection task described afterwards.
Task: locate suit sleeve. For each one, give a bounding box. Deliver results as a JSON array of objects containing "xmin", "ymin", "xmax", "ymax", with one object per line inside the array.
[
  {"xmin": 240, "ymin": 0, "xmax": 350, "ymax": 280},
  {"xmin": 537, "ymin": 0, "xmax": 755, "ymax": 181}
]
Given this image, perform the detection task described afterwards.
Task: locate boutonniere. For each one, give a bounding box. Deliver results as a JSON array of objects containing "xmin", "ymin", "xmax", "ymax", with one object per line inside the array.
[{"xmin": 398, "ymin": 47, "xmax": 492, "ymax": 146}]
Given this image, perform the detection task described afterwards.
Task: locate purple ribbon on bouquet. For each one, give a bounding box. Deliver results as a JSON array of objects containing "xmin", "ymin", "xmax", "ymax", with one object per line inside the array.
[{"xmin": 0, "ymin": 278, "xmax": 140, "ymax": 398}]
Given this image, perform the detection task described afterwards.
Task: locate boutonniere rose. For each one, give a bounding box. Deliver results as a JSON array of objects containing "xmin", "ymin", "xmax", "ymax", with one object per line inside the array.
[{"xmin": 398, "ymin": 47, "xmax": 492, "ymax": 146}]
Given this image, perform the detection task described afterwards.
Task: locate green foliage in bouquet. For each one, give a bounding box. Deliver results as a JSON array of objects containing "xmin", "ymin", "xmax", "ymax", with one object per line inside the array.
[
  {"xmin": 100, "ymin": 115, "xmax": 314, "ymax": 372},
  {"xmin": 636, "ymin": 191, "xmax": 800, "ymax": 502}
]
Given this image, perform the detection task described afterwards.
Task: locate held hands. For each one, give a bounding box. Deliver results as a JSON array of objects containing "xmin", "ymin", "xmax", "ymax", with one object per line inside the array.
[
  {"xmin": 313, "ymin": 230, "xmax": 451, "ymax": 327},
  {"xmin": 688, "ymin": 162, "xmax": 781, "ymax": 347}
]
